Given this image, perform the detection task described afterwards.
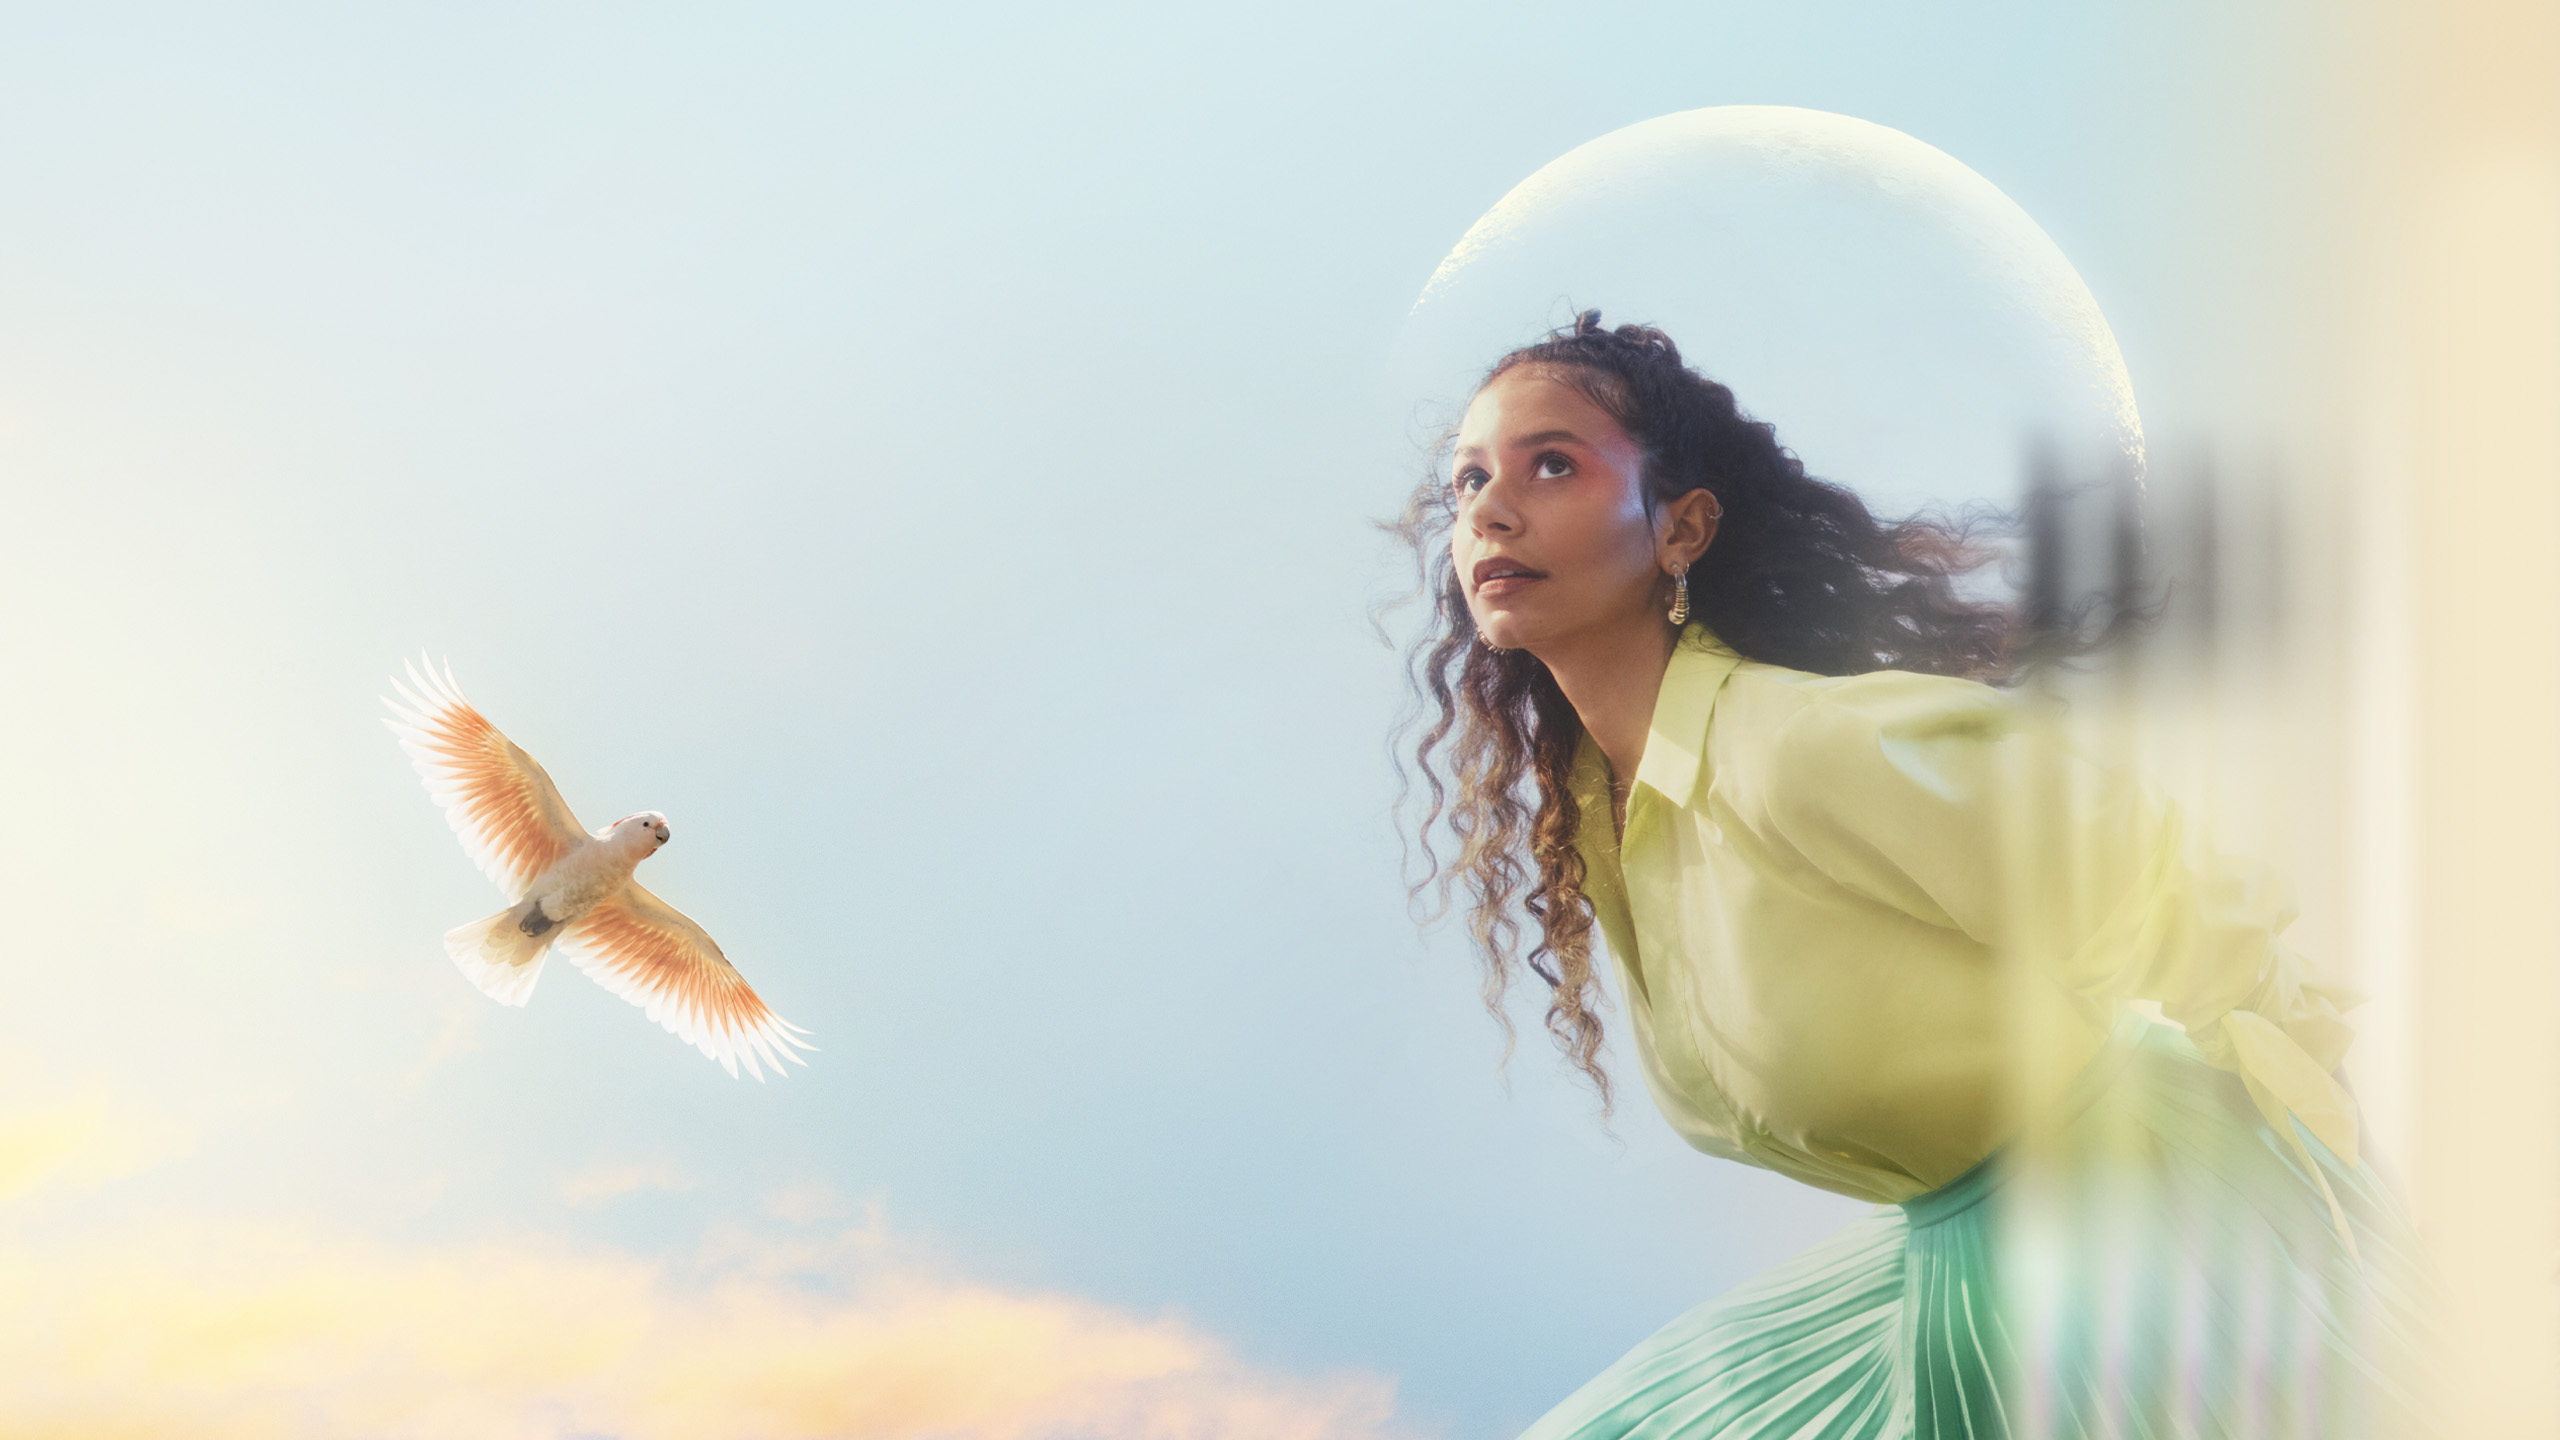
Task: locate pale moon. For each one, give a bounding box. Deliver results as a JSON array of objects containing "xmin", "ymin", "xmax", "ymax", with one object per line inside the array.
[{"xmin": 1396, "ymin": 106, "xmax": 2143, "ymax": 518}]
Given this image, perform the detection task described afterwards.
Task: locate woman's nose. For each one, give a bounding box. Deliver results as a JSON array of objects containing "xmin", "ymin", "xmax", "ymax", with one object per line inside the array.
[{"xmin": 1465, "ymin": 474, "xmax": 1520, "ymax": 532}]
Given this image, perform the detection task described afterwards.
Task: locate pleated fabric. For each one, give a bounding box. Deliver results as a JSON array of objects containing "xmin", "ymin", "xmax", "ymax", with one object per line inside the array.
[{"xmin": 1520, "ymin": 1017, "xmax": 2436, "ymax": 1440}]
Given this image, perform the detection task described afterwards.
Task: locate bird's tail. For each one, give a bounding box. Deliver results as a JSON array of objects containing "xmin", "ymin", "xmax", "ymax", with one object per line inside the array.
[{"xmin": 444, "ymin": 901, "xmax": 555, "ymax": 1007}]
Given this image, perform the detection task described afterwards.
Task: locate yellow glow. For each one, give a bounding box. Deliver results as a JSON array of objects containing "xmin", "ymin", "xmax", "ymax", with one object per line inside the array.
[{"xmin": 0, "ymin": 1095, "xmax": 186, "ymax": 1203}]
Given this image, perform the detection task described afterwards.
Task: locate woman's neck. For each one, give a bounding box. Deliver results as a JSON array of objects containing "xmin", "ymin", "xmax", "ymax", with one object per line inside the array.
[{"xmin": 1535, "ymin": 621, "xmax": 1682, "ymax": 822}]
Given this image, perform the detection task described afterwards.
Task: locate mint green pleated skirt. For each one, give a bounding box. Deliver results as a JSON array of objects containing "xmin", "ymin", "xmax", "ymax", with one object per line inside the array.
[{"xmin": 1521, "ymin": 1017, "xmax": 2435, "ymax": 1439}]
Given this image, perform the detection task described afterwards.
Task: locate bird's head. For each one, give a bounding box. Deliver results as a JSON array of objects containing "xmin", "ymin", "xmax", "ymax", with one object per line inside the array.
[{"xmin": 610, "ymin": 811, "xmax": 672, "ymax": 853}]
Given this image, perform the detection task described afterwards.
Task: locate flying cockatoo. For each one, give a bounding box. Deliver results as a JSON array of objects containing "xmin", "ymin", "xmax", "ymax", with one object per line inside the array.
[{"xmin": 384, "ymin": 657, "xmax": 814, "ymax": 1080}]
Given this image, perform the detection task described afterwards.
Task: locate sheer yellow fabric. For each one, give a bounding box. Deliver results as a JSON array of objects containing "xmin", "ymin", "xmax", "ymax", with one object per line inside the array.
[{"xmin": 1568, "ymin": 626, "xmax": 2361, "ymax": 1207}]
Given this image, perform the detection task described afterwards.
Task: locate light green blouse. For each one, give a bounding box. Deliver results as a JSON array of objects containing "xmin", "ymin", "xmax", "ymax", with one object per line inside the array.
[{"xmin": 1570, "ymin": 625, "xmax": 2362, "ymax": 1206}]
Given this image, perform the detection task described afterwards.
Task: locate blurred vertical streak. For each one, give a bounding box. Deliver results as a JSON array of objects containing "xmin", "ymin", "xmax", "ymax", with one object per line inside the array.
[{"xmin": 2353, "ymin": 0, "xmax": 2560, "ymax": 1430}]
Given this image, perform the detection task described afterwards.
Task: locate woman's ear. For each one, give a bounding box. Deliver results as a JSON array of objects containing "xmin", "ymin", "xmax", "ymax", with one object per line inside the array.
[{"xmin": 1659, "ymin": 487, "xmax": 1721, "ymax": 570}]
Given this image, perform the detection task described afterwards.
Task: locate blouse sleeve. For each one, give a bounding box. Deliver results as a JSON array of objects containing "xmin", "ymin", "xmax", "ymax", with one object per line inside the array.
[{"xmin": 1756, "ymin": 672, "xmax": 2363, "ymax": 1167}]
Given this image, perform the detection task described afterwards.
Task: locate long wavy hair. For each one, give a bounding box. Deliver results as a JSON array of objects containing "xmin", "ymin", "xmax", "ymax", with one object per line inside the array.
[{"xmin": 1392, "ymin": 311, "xmax": 2019, "ymax": 1111}]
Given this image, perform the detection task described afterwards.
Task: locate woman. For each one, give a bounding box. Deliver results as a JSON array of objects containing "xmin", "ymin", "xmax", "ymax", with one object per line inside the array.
[{"xmin": 1395, "ymin": 313, "xmax": 2431, "ymax": 1438}]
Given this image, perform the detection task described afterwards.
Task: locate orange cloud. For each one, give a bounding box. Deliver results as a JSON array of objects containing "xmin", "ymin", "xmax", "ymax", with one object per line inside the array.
[{"xmin": 0, "ymin": 1158, "xmax": 1416, "ymax": 1440}]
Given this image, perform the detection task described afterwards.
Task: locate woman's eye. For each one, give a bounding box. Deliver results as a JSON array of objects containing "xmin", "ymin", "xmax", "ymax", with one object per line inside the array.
[
  {"xmin": 1535, "ymin": 452, "xmax": 1574, "ymax": 479},
  {"xmin": 1454, "ymin": 467, "xmax": 1489, "ymax": 493}
]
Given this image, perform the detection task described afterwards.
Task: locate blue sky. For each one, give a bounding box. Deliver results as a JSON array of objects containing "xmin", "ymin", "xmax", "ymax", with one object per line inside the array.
[{"xmin": 0, "ymin": 3, "xmax": 2343, "ymax": 1435}]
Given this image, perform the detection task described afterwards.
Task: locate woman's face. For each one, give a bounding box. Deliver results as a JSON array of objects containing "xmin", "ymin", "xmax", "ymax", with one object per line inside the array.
[{"xmin": 1450, "ymin": 366, "xmax": 1683, "ymax": 655}]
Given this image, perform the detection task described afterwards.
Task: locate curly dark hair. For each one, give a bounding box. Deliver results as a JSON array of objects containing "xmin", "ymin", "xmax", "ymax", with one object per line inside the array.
[{"xmin": 1392, "ymin": 311, "xmax": 2019, "ymax": 1110}]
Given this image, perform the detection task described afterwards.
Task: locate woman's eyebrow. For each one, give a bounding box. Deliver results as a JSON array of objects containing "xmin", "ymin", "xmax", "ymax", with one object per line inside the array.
[{"xmin": 1454, "ymin": 428, "xmax": 1586, "ymax": 461}]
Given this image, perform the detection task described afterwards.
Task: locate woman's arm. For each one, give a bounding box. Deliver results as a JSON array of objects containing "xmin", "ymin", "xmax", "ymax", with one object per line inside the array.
[{"xmin": 1755, "ymin": 671, "xmax": 2362, "ymax": 1168}]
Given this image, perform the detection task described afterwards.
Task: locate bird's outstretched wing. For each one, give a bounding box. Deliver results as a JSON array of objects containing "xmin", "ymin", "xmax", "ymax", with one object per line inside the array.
[
  {"xmin": 383, "ymin": 657, "xmax": 589, "ymax": 901},
  {"xmin": 555, "ymin": 881, "xmax": 816, "ymax": 1080}
]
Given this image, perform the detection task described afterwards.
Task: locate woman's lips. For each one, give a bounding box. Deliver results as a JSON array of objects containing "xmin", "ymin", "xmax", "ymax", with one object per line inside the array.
[{"xmin": 1470, "ymin": 558, "xmax": 1547, "ymax": 599}]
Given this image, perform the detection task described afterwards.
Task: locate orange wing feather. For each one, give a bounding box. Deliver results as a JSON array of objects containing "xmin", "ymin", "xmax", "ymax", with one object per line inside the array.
[
  {"xmin": 384, "ymin": 657, "xmax": 589, "ymax": 899},
  {"xmin": 556, "ymin": 881, "xmax": 814, "ymax": 1080}
]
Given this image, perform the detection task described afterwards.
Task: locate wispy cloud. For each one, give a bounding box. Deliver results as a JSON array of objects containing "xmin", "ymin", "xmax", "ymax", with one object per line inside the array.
[
  {"xmin": 764, "ymin": 1181, "xmax": 853, "ymax": 1224},
  {"xmin": 557, "ymin": 1158, "xmax": 697, "ymax": 1207},
  {"xmin": 402, "ymin": 999, "xmax": 488, "ymax": 1090}
]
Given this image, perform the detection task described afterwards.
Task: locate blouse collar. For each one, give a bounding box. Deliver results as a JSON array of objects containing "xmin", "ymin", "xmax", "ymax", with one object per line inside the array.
[
  {"xmin": 1570, "ymin": 623, "xmax": 1747, "ymax": 817},
  {"xmin": 1632, "ymin": 623, "xmax": 1745, "ymax": 809}
]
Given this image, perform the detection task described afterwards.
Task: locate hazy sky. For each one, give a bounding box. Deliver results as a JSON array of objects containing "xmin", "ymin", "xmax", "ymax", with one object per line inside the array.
[{"xmin": 0, "ymin": 3, "xmax": 2342, "ymax": 1435}]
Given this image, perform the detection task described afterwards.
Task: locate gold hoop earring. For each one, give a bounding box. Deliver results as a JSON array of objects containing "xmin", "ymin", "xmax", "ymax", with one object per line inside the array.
[{"xmin": 1668, "ymin": 567, "xmax": 1690, "ymax": 626}]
